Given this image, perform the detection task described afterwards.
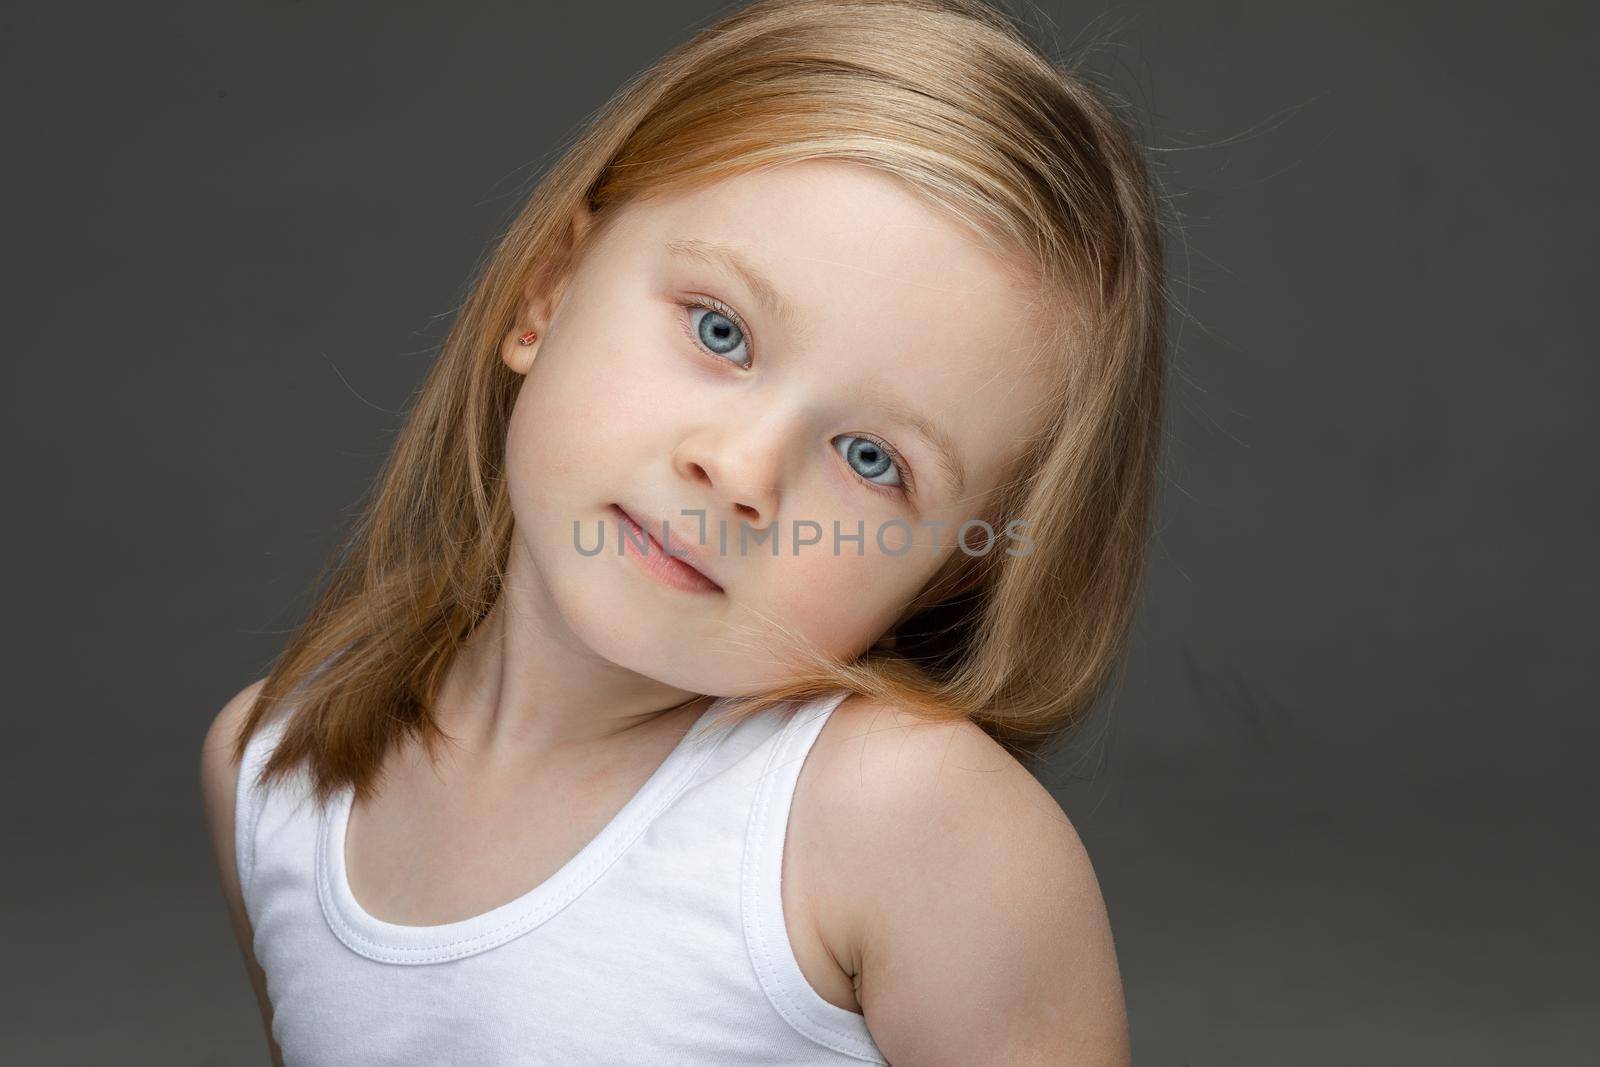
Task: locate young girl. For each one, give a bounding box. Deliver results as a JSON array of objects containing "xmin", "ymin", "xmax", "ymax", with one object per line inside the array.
[{"xmin": 200, "ymin": 0, "xmax": 1167, "ymax": 1062}]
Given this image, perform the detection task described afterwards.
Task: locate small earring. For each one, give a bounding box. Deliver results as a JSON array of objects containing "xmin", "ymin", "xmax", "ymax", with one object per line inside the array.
[{"xmin": 517, "ymin": 329, "xmax": 539, "ymax": 346}]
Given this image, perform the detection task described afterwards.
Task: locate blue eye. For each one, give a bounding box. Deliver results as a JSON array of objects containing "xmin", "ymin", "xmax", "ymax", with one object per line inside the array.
[
  {"xmin": 678, "ymin": 295, "xmax": 914, "ymax": 500},
  {"xmin": 685, "ymin": 300, "xmax": 750, "ymax": 368},
  {"xmin": 835, "ymin": 435, "xmax": 912, "ymax": 497}
]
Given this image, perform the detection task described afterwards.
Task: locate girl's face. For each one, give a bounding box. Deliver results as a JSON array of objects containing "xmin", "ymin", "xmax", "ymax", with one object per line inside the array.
[{"xmin": 502, "ymin": 160, "xmax": 1057, "ymax": 694}]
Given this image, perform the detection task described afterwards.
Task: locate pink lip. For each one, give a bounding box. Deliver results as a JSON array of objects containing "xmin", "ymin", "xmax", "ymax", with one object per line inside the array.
[{"xmin": 612, "ymin": 504, "xmax": 724, "ymax": 594}]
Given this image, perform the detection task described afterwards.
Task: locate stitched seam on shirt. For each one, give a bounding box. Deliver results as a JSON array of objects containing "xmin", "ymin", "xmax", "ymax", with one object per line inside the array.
[
  {"xmin": 741, "ymin": 699, "xmax": 886, "ymax": 1063},
  {"xmin": 317, "ymin": 739, "xmax": 723, "ymax": 963}
]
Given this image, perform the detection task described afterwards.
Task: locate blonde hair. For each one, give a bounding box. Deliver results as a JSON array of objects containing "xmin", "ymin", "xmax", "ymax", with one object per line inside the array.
[{"xmin": 236, "ymin": 0, "xmax": 1169, "ymax": 804}]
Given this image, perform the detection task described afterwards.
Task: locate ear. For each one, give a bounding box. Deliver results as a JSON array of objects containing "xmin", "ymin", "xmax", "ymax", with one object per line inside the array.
[{"xmin": 501, "ymin": 201, "xmax": 597, "ymax": 375}]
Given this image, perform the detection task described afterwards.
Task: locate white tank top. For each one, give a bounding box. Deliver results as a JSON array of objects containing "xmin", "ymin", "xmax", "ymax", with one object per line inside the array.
[{"xmin": 234, "ymin": 688, "xmax": 888, "ymax": 1065}]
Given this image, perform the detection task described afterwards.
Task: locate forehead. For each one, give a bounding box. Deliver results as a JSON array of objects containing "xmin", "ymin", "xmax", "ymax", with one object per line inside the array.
[{"xmin": 612, "ymin": 161, "xmax": 1060, "ymax": 503}]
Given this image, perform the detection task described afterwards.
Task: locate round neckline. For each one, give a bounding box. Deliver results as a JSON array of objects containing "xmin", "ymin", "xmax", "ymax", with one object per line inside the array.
[{"xmin": 317, "ymin": 696, "xmax": 727, "ymax": 965}]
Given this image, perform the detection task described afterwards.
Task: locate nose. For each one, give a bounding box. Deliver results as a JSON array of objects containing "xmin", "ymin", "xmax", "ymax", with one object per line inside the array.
[{"xmin": 673, "ymin": 424, "xmax": 782, "ymax": 532}]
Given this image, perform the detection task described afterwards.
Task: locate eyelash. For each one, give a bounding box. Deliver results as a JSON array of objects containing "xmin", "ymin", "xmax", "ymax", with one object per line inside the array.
[{"xmin": 676, "ymin": 294, "xmax": 917, "ymax": 500}]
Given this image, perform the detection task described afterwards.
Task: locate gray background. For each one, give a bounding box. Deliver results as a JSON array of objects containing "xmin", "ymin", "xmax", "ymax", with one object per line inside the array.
[{"xmin": 3, "ymin": 1, "xmax": 1594, "ymax": 1063}]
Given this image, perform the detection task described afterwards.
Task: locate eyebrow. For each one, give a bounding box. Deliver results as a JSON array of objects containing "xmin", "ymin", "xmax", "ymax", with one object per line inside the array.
[
  {"xmin": 858, "ymin": 380, "xmax": 968, "ymax": 501},
  {"xmin": 665, "ymin": 236, "xmax": 968, "ymax": 502},
  {"xmin": 664, "ymin": 238, "xmax": 802, "ymax": 336}
]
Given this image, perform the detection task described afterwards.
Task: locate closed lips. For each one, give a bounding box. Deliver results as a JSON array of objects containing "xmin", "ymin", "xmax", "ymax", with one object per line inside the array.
[{"xmin": 614, "ymin": 505, "xmax": 723, "ymax": 589}]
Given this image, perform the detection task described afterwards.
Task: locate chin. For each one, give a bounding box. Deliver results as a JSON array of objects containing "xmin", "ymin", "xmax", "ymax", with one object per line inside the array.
[{"xmin": 545, "ymin": 560, "xmax": 696, "ymax": 675}]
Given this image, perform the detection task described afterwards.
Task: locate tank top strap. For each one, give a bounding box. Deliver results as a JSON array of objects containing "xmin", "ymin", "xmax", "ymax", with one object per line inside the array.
[
  {"xmin": 234, "ymin": 710, "xmax": 297, "ymax": 906},
  {"xmin": 742, "ymin": 689, "xmax": 886, "ymax": 1063},
  {"xmin": 235, "ymin": 654, "xmax": 345, "ymax": 900}
]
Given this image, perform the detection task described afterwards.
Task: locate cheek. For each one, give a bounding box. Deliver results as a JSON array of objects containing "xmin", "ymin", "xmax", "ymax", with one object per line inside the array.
[
  {"xmin": 506, "ymin": 327, "xmax": 673, "ymax": 498},
  {"xmin": 504, "ymin": 378, "xmax": 594, "ymax": 517},
  {"xmin": 766, "ymin": 546, "xmax": 933, "ymax": 658}
]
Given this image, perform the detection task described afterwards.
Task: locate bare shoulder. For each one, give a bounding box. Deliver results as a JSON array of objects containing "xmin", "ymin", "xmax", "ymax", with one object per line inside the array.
[
  {"xmin": 199, "ymin": 676, "xmax": 285, "ymax": 1066},
  {"xmin": 805, "ymin": 694, "xmax": 1130, "ymax": 1066}
]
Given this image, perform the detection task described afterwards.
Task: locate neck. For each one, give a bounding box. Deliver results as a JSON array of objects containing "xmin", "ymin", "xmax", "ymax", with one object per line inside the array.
[{"xmin": 428, "ymin": 568, "xmax": 712, "ymax": 766}]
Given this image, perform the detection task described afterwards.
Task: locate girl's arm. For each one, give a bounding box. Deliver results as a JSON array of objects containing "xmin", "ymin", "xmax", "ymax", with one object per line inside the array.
[
  {"xmin": 810, "ymin": 699, "xmax": 1131, "ymax": 1066},
  {"xmin": 199, "ymin": 679, "xmax": 287, "ymax": 1067}
]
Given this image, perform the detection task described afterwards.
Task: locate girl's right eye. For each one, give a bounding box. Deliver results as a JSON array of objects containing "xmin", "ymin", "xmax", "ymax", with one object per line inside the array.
[{"xmin": 681, "ymin": 297, "xmax": 753, "ymax": 369}]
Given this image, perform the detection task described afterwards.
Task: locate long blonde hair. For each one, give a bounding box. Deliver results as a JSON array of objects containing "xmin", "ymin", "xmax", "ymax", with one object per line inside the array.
[{"xmin": 235, "ymin": 0, "xmax": 1169, "ymax": 804}]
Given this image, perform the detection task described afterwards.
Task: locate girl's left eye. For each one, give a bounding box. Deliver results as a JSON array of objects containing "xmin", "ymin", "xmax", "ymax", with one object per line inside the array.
[
  {"xmin": 678, "ymin": 296, "xmax": 915, "ymax": 500},
  {"xmin": 835, "ymin": 435, "xmax": 913, "ymax": 498},
  {"xmin": 682, "ymin": 298, "xmax": 752, "ymax": 369}
]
